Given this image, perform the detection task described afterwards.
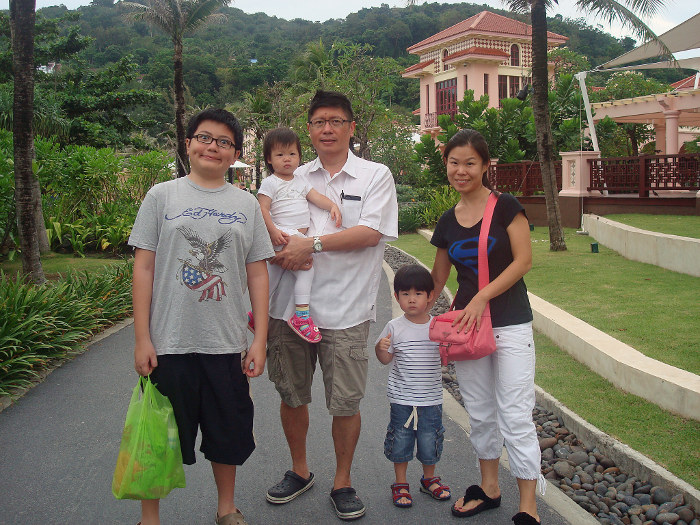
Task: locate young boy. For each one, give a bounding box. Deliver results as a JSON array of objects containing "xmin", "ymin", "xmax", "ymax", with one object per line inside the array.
[
  {"xmin": 375, "ymin": 264, "xmax": 451, "ymax": 508},
  {"xmin": 251, "ymin": 127, "xmax": 341, "ymax": 343},
  {"xmin": 128, "ymin": 108, "xmax": 274, "ymax": 525}
]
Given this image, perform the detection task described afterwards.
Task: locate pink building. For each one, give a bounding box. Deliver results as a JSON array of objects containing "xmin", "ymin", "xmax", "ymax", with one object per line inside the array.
[{"xmin": 402, "ymin": 11, "xmax": 568, "ymax": 136}]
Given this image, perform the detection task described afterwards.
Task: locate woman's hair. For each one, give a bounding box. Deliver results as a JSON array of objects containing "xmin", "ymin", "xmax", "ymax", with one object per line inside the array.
[
  {"xmin": 443, "ymin": 129, "xmax": 492, "ymax": 190},
  {"xmin": 263, "ymin": 127, "xmax": 302, "ymax": 174},
  {"xmin": 393, "ymin": 264, "xmax": 434, "ymax": 294}
]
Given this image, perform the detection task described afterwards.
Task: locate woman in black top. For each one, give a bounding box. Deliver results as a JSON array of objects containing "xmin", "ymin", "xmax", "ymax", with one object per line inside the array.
[{"xmin": 431, "ymin": 130, "xmax": 542, "ymax": 525}]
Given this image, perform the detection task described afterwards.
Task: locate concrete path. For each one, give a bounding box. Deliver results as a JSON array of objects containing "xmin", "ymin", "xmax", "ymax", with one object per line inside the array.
[{"xmin": 0, "ymin": 274, "xmax": 581, "ymax": 525}]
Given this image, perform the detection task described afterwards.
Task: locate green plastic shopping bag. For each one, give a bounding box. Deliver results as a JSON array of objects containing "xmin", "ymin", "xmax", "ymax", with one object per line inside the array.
[{"xmin": 112, "ymin": 376, "xmax": 186, "ymax": 499}]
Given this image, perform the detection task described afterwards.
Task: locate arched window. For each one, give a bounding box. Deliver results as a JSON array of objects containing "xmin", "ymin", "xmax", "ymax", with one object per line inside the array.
[
  {"xmin": 510, "ymin": 44, "xmax": 520, "ymax": 67},
  {"xmin": 443, "ymin": 49, "xmax": 450, "ymax": 71}
]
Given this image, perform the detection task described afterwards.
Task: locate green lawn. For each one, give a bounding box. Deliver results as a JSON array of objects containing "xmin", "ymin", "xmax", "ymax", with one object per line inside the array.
[
  {"xmin": 390, "ymin": 231, "xmax": 700, "ymax": 488},
  {"xmin": 603, "ymin": 214, "xmax": 700, "ymax": 239},
  {"xmin": 0, "ymin": 253, "xmax": 127, "ymax": 280}
]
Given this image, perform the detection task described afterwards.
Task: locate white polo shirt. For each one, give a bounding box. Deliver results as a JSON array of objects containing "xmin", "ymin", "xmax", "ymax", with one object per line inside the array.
[{"xmin": 269, "ymin": 151, "xmax": 398, "ymax": 329}]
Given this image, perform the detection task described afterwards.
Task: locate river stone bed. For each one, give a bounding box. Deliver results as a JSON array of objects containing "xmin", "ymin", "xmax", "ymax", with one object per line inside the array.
[{"xmin": 384, "ymin": 246, "xmax": 698, "ymax": 525}]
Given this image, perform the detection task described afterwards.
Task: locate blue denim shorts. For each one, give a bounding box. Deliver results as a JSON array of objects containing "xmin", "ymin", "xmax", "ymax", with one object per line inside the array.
[{"xmin": 383, "ymin": 403, "xmax": 445, "ymax": 465}]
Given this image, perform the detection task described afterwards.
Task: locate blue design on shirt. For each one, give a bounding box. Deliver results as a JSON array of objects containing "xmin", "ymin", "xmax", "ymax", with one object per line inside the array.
[
  {"xmin": 165, "ymin": 207, "xmax": 247, "ymax": 225},
  {"xmin": 448, "ymin": 236, "xmax": 496, "ymax": 274}
]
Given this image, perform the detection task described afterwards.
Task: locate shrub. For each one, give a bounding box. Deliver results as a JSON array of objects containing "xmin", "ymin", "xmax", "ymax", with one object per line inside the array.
[
  {"xmin": 0, "ymin": 259, "xmax": 133, "ymax": 395},
  {"xmin": 422, "ymin": 186, "xmax": 460, "ymax": 227},
  {"xmin": 398, "ymin": 203, "xmax": 425, "ymax": 233}
]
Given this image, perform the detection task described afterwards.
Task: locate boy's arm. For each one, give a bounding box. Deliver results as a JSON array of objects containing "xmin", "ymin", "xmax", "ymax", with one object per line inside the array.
[
  {"xmin": 133, "ymin": 248, "xmax": 158, "ymax": 376},
  {"xmin": 243, "ymin": 259, "xmax": 269, "ymax": 378},
  {"xmin": 257, "ymin": 193, "xmax": 287, "ymax": 246},
  {"xmin": 374, "ymin": 332, "xmax": 393, "ymax": 365},
  {"xmin": 306, "ymin": 188, "xmax": 342, "ymax": 227}
]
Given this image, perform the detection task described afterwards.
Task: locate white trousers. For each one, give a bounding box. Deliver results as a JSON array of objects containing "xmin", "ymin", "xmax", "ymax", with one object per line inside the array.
[
  {"xmin": 454, "ymin": 322, "xmax": 541, "ymax": 480},
  {"xmin": 268, "ymin": 228, "xmax": 313, "ymax": 306}
]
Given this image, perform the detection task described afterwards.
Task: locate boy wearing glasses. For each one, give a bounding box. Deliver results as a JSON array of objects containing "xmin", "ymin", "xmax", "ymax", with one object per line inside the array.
[
  {"xmin": 129, "ymin": 108, "xmax": 274, "ymax": 525},
  {"xmin": 265, "ymin": 91, "xmax": 398, "ymax": 520}
]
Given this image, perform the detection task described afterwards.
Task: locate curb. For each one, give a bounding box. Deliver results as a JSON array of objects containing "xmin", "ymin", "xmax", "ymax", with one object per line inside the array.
[{"xmin": 535, "ymin": 386, "xmax": 700, "ymax": 512}]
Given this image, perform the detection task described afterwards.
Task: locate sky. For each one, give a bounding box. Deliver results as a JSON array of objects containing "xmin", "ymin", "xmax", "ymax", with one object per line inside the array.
[{"xmin": 2, "ymin": 0, "xmax": 698, "ymax": 46}]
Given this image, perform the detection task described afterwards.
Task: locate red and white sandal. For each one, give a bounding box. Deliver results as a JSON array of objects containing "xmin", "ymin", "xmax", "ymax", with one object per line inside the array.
[
  {"xmin": 420, "ymin": 476, "xmax": 451, "ymax": 501},
  {"xmin": 391, "ymin": 483, "xmax": 412, "ymax": 508}
]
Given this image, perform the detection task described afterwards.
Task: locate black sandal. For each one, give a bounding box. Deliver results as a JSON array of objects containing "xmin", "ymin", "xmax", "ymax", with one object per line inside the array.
[
  {"xmin": 512, "ymin": 511, "xmax": 541, "ymax": 524},
  {"xmin": 451, "ymin": 484, "xmax": 501, "ymax": 517}
]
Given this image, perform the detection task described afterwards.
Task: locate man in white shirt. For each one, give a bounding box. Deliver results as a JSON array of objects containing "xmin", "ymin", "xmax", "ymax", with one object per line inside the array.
[{"xmin": 265, "ymin": 91, "xmax": 398, "ymax": 520}]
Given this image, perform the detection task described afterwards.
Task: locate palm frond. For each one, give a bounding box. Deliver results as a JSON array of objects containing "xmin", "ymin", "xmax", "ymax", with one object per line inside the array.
[{"xmin": 575, "ymin": 0, "xmax": 673, "ymax": 59}]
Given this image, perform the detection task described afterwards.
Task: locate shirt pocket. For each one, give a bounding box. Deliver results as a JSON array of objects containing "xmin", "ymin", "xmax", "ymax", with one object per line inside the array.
[{"xmin": 341, "ymin": 199, "xmax": 362, "ymax": 228}]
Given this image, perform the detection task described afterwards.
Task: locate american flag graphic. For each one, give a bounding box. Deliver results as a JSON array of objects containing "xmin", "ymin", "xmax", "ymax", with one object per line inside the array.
[{"xmin": 181, "ymin": 263, "xmax": 226, "ymax": 302}]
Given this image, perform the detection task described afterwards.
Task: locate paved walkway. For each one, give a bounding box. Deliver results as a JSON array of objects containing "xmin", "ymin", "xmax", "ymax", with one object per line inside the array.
[{"xmin": 0, "ymin": 274, "xmax": 580, "ymax": 524}]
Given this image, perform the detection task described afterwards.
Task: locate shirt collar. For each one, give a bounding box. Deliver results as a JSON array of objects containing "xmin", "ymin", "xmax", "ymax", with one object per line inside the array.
[{"xmin": 308, "ymin": 150, "xmax": 359, "ymax": 179}]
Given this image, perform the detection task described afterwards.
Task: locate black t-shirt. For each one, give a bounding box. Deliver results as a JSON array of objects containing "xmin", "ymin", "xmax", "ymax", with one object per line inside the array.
[{"xmin": 431, "ymin": 192, "xmax": 533, "ymax": 328}]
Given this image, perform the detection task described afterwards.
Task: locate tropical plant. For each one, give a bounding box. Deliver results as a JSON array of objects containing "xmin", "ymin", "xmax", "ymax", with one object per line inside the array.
[
  {"xmin": 421, "ymin": 185, "xmax": 460, "ymax": 227},
  {"xmin": 120, "ymin": 0, "xmax": 230, "ymax": 177},
  {"xmin": 503, "ymin": 0, "xmax": 669, "ymax": 252}
]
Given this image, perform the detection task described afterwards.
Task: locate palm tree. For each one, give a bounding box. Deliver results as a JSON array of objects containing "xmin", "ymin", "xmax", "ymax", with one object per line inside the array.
[
  {"xmin": 120, "ymin": 0, "xmax": 229, "ymax": 177},
  {"xmin": 505, "ymin": 0, "xmax": 668, "ymax": 251},
  {"xmin": 10, "ymin": 0, "xmax": 46, "ymax": 284}
]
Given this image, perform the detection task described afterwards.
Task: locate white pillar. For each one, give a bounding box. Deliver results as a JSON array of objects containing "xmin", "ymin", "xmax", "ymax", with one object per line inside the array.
[{"xmin": 663, "ymin": 110, "xmax": 681, "ymax": 155}]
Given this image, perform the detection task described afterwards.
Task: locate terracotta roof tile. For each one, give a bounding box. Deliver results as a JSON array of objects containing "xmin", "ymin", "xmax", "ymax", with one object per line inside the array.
[
  {"xmin": 402, "ymin": 58, "xmax": 436, "ymax": 74},
  {"xmin": 671, "ymin": 75, "xmax": 698, "ymax": 90},
  {"xmin": 445, "ymin": 46, "xmax": 510, "ymax": 61},
  {"xmin": 407, "ymin": 10, "xmax": 567, "ymax": 53}
]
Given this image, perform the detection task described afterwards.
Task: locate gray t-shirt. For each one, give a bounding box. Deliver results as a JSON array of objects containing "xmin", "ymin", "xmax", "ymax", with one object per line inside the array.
[{"xmin": 128, "ymin": 176, "xmax": 275, "ymax": 355}]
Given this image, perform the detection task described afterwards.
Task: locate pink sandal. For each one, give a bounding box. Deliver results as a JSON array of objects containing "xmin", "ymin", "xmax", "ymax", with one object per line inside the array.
[
  {"xmin": 287, "ymin": 314, "xmax": 322, "ymax": 343},
  {"xmin": 246, "ymin": 311, "xmax": 254, "ymax": 333}
]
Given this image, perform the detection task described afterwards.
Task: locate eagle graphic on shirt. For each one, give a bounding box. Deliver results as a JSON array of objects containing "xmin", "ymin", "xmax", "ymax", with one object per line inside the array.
[{"xmin": 176, "ymin": 226, "xmax": 231, "ymax": 302}]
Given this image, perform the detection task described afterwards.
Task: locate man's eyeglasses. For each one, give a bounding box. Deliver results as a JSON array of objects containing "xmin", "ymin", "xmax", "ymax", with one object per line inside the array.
[
  {"xmin": 192, "ymin": 134, "xmax": 235, "ymax": 150},
  {"xmin": 308, "ymin": 118, "xmax": 351, "ymax": 129}
]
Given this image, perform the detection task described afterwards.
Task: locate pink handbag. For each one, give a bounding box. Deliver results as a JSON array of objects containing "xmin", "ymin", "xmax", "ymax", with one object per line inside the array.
[{"xmin": 429, "ymin": 193, "xmax": 498, "ymax": 365}]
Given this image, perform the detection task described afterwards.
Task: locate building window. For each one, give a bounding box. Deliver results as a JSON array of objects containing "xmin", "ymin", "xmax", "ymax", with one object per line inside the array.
[
  {"xmin": 509, "ymin": 76, "xmax": 520, "ymax": 98},
  {"xmin": 510, "ymin": 44, "xmax": 520, "ymax": 67},
  {"xmin": 464, "ymin": 75, "xmax": 468, "ymax": 92},
  {"xmin": 426, "ymin": 85, "xmax": 430, "ymax": 113},
  {"xmin": 442, "ymin": 49, "xmax": 450, "ymax": 72},
  {"xmin": 436, "ymin": 78, "xmax": 457, "ymax": 116},
  {"xmin": 484, "ymin": 73, "xmax": 489, "ymax": 96},
  {"xmin": 498, "ymin": 75, "xmax": 508, "ymax": 106}
]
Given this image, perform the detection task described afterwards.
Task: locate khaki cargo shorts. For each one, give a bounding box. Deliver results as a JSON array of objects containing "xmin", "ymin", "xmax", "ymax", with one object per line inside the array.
[{"xmin": 266, "ymin": 318, "xmax": 370, "ymax": 416}]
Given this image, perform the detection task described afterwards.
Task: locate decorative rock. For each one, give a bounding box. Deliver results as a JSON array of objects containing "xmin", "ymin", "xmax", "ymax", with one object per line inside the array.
[
  {"xmin": 659, "ymin": 502, "xmax": 678, "ymax": 514},
  {"xmin": 655, "ymin": 513, "xmax": 679, "ymax": 524},
  {"xmin": 539, "ymin": 436, "xmax": 557, "ymax": 450},
  {"xmin": 652, "ymin": 488, "xmax": 670, "ymax": 505},
  {"xmin": 553, "ymin": 461, "xmax": 575, "ymax": 479},
  {"xmin": 677, "ymin": 507, "xmax": 695, "ymax": 522},
  {"xmin": 568, "ymin": 450, "xmax": 589, "ymax": 465}
]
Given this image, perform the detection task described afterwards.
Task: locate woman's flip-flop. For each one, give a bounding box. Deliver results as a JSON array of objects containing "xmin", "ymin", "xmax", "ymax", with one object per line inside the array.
[{"xmin": 451, "ymin": 484, "xmax": 501, "ymax": 517}]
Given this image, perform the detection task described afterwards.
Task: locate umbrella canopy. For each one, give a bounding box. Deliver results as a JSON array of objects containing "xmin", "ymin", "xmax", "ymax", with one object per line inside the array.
[
  {"xmin": 600, "ymin": 12, "xmax": 700, "ymax": 69},
  {"xmin": 231, "ymin": 160, "xmax": 251, "ymax": 168}
]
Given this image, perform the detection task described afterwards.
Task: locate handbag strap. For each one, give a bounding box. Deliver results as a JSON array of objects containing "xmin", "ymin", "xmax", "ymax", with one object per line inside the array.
[{"xmin": 449, "ymin": 192, "xmax": 498, "ymax": 310}]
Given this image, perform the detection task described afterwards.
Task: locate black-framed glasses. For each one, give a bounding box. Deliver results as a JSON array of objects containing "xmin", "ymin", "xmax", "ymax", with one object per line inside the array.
[
  {"xmin": 308, "ymin": 118, "xmax": 351, "ymax": 129},
  {"xmin": 192, "ymin": 134, "xmax": 235, "ymax": 150}
]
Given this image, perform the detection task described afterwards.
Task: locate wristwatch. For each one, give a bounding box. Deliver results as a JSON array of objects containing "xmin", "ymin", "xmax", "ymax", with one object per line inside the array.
[{"xmin": 312, "ymin": 236, "xmax": 323, "ymax": 253}]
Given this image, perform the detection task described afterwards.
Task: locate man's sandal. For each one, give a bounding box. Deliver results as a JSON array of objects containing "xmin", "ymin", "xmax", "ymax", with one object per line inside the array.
[
  {"xmin": 419, "ymin": 476, "xmax": 451, "ymax": 501},
  {"xmin": 330, "ymin": 487, "xmax": 366, "ymax": 520},
  {"xmin": 391, "ymin": 483, "xmax": 412, "ymax": 508},
  {"xmin": 266, "ymin": 470, "xmax": 315, "ymax": 504},
  {"xmin": 451, "ymin": 484, "xmax": 501, "ymax": 517},
  {"xmin": 215, "ymin": 510, "xmax": 247, "ymax": 525}
]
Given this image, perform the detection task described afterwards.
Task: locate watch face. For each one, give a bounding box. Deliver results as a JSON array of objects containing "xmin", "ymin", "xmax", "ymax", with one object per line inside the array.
[{"xmin": 313, "ymin": 238, "xmax": 322, "ymax": 252}]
